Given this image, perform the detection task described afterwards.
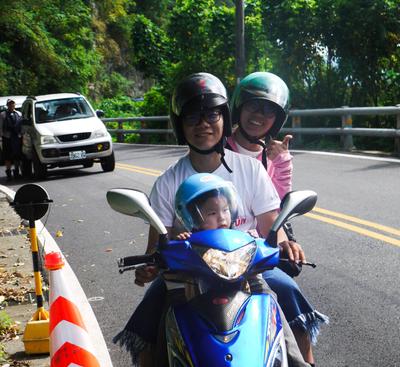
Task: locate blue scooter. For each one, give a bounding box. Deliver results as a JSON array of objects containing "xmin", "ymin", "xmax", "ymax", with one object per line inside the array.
[{"xmin": 107, "ymin": 189, "xmax": 317, "ymax": 367}]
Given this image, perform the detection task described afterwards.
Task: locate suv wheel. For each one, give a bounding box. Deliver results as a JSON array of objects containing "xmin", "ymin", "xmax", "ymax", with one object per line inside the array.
[
  {"xmin": 101, "ymin": 151, "xmax": 115, "ymax": 172},
  {"xmin": 32, "ymin": 150, "xmax": 47, "ymax": 179}
]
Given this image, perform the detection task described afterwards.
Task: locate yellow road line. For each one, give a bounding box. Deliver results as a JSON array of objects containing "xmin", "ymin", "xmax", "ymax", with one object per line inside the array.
[
  {"xmin": 115, "ymin": 162, "xmax": 400, "ymax": 247},
  {"xmin": 313, "ymin": 207, "xmax": 400, "ymax": 237},
  {"xmin": 116, "ymin": 162, "xmax": 162, "ymax": 175},
  {"xmin": 305, "ymin": 212, "xmax": 400, "ymax": 247},
  {"xmin": 116, "ymin": 164, "xmax": 160, "ymax": 177}
]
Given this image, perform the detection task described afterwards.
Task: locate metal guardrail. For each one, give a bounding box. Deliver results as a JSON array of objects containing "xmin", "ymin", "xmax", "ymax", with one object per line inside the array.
[{"xmin": 102, "ymin": 105, "xmax": 400, "ymax": 154}]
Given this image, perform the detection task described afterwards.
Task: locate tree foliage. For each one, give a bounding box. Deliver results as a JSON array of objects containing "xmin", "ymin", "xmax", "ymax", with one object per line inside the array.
[
  {"xmin": 0, "ymin": 0, "xmax": 398, "ymax": 118},
  {"xmin": 261, "ymin": 0, "xmax": 400, "ymax": 108},
  {"xmin": 0, "ymin": 0, "xmax": 99, "ymax": 95}
]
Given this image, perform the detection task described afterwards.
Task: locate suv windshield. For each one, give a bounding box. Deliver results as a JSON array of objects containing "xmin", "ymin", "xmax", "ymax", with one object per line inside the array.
[{"xmin": 35, "ymin": 97, "xmax": 94, "ymax": 124}]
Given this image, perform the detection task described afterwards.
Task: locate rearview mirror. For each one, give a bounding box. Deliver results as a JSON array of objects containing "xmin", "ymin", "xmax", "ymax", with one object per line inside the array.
[
  {"xmin": 106, "ymin": 188, "xmax": 168, "ymax": 235},
  {"xmin": 96, "ymin": 110, "xmax": 105, "ymax": 118},
  {"xmin": 266, "ymin": 190, "xmax": 317, "ymax": 246}
]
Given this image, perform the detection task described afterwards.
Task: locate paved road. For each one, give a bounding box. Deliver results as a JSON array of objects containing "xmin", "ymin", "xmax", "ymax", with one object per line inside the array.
[{"xmin": 4, "ymin": 144, "xmax": 400, "ymax": 366}]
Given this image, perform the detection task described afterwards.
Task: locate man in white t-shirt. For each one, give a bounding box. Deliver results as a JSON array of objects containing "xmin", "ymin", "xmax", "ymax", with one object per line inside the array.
[{"xmin": 150, "ymin": 148, "xmax": 280, "ymax": 238}]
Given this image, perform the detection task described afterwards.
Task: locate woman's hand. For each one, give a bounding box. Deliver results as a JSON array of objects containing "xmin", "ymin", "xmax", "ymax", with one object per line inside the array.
[{"xmin": 267, "ymin": 134, "xmax": 292, "ymax": 160}]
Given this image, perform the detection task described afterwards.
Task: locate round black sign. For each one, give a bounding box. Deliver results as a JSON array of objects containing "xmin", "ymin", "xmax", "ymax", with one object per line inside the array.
[{"xmin": 12, "ymin": 184, "xmax": 52, "ymax": 220}]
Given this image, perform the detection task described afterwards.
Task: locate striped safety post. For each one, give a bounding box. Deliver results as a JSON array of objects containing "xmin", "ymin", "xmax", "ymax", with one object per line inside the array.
[
  {"xmin": 10, "ymin": 184, "xmax": 53, "ymax": 354},
  {"xmin": 45, "ymin": 252, "xmax": 100, "ymax": 367},
  {"xmin": 29, "ymin": 220, "xmax": 49, "ymax": 320}
]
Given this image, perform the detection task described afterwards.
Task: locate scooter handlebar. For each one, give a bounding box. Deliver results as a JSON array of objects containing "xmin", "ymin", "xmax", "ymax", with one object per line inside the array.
[{"xmin": 118, "ymin": 254, "xmax": 156, "ymax": 268}]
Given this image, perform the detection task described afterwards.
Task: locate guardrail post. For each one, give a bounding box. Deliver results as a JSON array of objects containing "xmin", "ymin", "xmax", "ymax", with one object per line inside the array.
[
  {"xmin": 341, "ymin": 106, "xmax": 354, "ymax": 151},
  {"xmin": 140, "ymin": 120, "xmax": 149, "ymax": 144},
  {"xmin": 117, "ymin": 120, "xmax": 124, "ymax": 143},
  {"xmin": 292, "ymin": 115, "xmax": 302, "ymax": 148},
  {"xmin": 396, "ymin": 105, "xmax": 400, "ymax": 156}
]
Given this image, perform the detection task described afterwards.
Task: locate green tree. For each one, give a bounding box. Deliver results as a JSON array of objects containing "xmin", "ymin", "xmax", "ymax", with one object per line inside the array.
[
  {"xmin": 167, "ymin": 0, "xmax": 236, "ymax": 89},
  {"xmin": 260, "ymin": 0, "xmax": 400, "ymax": 108},
  {"xmin": 0, "ymin": 0, "xmax": 100, "ymax": 95}
]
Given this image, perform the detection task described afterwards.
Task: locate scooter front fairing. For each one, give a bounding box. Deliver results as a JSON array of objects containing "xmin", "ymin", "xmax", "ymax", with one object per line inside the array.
[{"xmin": 165, "ymin": 292, "xmax": 286, "ymax": 367}]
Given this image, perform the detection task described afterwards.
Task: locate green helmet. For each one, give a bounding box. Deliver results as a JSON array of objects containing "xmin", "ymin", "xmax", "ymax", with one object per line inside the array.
[{"xmin": 231, "ymin": 72, "xmax": 290, "ymax": 139}]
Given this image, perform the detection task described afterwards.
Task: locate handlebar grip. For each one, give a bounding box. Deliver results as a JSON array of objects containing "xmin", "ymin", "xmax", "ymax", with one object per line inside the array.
[{"xmin": 118, "ymin": 254, "xmax": 155, "ymax": 267}]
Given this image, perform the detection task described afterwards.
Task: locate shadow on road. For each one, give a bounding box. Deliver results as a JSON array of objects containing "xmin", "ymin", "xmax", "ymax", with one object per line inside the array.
[{"xmin": 0, "ymin": 166, "xmax": 106, "ymax": 186}]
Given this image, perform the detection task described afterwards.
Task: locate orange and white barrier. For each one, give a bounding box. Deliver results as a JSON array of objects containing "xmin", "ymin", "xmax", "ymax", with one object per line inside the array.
[{"xmin": 45, "ymin": 252, "xmax": 101, "ymax": 367}]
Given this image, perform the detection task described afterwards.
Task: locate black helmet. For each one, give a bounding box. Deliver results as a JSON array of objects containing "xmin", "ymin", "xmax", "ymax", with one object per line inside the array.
[
  {"xmin": 231, "ymin": 72, "xmax": 290, "ymax": 139},
  {"xmin": 171, "ymin": 73, "xmax": 232, "ymax": 145}
]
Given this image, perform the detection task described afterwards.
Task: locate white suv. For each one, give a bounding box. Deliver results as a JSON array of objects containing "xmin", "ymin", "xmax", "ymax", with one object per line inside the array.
[{"xmin": 21, "ymin": 93, "xmax": 114, "ymax": 178}]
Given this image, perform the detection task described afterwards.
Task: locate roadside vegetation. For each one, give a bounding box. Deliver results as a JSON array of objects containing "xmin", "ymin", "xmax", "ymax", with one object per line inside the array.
[
  {"xmin": 0, "ymin": 310, "xmax": 20, "ymax": 364},
  {"xmin": 1, "ymin": 0, "xmax": 399, "ymax": 150}
]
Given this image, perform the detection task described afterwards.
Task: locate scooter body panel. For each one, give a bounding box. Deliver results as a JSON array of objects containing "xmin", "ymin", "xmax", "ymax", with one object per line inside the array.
[{"xmin": 166, "ymin": 294, "xmax": 284, "ymax": 366}]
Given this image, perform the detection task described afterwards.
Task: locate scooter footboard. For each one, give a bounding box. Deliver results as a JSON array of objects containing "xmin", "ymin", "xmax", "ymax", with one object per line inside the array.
[{"xmin": 165, "ymin": 293, "xmax": 285, "ymax": 367}]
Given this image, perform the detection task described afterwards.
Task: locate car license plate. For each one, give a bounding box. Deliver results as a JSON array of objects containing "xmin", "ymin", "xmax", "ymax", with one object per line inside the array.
[{"xmin": 69, "ymin": 150, "xmax": 86, "ymax": 160}]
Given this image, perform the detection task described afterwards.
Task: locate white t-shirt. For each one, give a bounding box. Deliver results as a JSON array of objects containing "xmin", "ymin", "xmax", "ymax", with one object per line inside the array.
[
  {"xmin": 149, "ymin": 149, "xmax": 280, "ymax": 233},
  {"xmin": 235, "ymin": 142, "xmax": 262, "ymax": 158}
]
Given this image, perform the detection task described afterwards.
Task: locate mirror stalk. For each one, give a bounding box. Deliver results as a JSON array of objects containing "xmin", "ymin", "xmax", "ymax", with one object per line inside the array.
[{"xmin": 266, "ymin": 231, "xmax": 278, "ymax": 247}]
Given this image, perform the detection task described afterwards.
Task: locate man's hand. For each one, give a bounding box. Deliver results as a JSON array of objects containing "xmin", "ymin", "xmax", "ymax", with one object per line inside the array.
[
  {"xmin": 134, "ymin": 265, "xmax": 159, "ymax": 287},
  {"xmin": 278, "ymin": 240, "xmax": 305, "ymax": 263},
  {"xmin": 176, "ymin": 231, "xmax": 192, "ymax": 240},
  {"xmin": 267, "ymin": 134, "xmax": 292, "ymax": 160}
]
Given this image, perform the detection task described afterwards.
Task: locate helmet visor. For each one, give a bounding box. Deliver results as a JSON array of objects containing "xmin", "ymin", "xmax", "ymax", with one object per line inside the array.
[
  {"xmin": 242, "ymin": 100, "xmax": 278, "ymax": 116},
  {"xmin": 181, "ymin": 94, "xmax": 227, "ymax": 115},
  {"xmin": 182, "ymin": 108, "xmax": 222, "ymax": 126},
  {"xmin": 185, "ymin": 186, "xmax": 238, "ymax": 231}
]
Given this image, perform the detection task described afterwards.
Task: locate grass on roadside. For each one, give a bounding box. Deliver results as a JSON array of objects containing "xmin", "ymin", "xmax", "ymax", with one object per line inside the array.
[{"xmin": 0, "ymin": 309, "xmax": 20, "ymax": 363}]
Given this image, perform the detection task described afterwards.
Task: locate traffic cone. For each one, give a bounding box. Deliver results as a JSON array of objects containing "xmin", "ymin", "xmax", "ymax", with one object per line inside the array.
[{"xmin": 45, "ymin": 252, "xmax": 100, "ymax": 367}]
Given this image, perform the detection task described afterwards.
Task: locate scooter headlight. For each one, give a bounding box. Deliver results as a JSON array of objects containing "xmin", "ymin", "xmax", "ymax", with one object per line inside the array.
[{"xmin": 195, "ymin": 242, "xmax": 256, "ymax": 280}]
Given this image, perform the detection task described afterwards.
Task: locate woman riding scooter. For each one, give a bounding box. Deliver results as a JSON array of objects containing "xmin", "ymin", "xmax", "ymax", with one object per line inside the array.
[{"xmin": 226, "ymin": 72, "xmax": 329, "ymax": 363}]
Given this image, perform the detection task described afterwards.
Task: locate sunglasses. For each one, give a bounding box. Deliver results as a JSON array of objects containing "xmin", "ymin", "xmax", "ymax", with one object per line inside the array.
[
  {"xmin": 182, "ymin": 109, "xmax": 222, "ymax": 126},
  {"xmin": 243, "ymin": 100, "xmax": 277, "ymax": 116}
]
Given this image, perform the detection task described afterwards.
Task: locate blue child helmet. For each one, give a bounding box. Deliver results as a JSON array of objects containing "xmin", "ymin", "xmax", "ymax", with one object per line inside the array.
[{"xmin": 175, "ymin": 173, "xmax": 239, "ymax": 231}]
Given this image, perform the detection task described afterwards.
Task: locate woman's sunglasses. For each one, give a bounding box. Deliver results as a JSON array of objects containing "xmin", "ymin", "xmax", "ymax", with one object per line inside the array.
[
  {"xmin": 182, "ymin": 109, "xmax": 222, "ymax": 126},
  {"xmin": 243, "ymin": 100, "xmax": 277, "ymax": 116}
]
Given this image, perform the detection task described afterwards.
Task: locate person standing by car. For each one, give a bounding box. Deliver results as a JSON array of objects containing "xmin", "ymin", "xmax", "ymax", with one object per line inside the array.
[{"xmin": 0, "ymin": 98, "xmax": 23, "ymax": 180}]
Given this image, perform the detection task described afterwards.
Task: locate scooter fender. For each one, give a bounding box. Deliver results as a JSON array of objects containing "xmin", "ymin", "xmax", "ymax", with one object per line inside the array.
[{"xmin": 165, "ymin": 293, "xmax": 285, "ymax": 366}]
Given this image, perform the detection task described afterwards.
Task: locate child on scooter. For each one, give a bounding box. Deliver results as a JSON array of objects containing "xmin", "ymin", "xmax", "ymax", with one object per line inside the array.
[
  {"xmin": 174, "ymin": 173, "xmax": 270, "ymax": 294},
  {"xmin": 175, "ymin": 172, "xmax": 262, "ymax": 240},
  {"xmin": 174, "ymin": 172, "xmax": 238, "ymax": 239}
]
